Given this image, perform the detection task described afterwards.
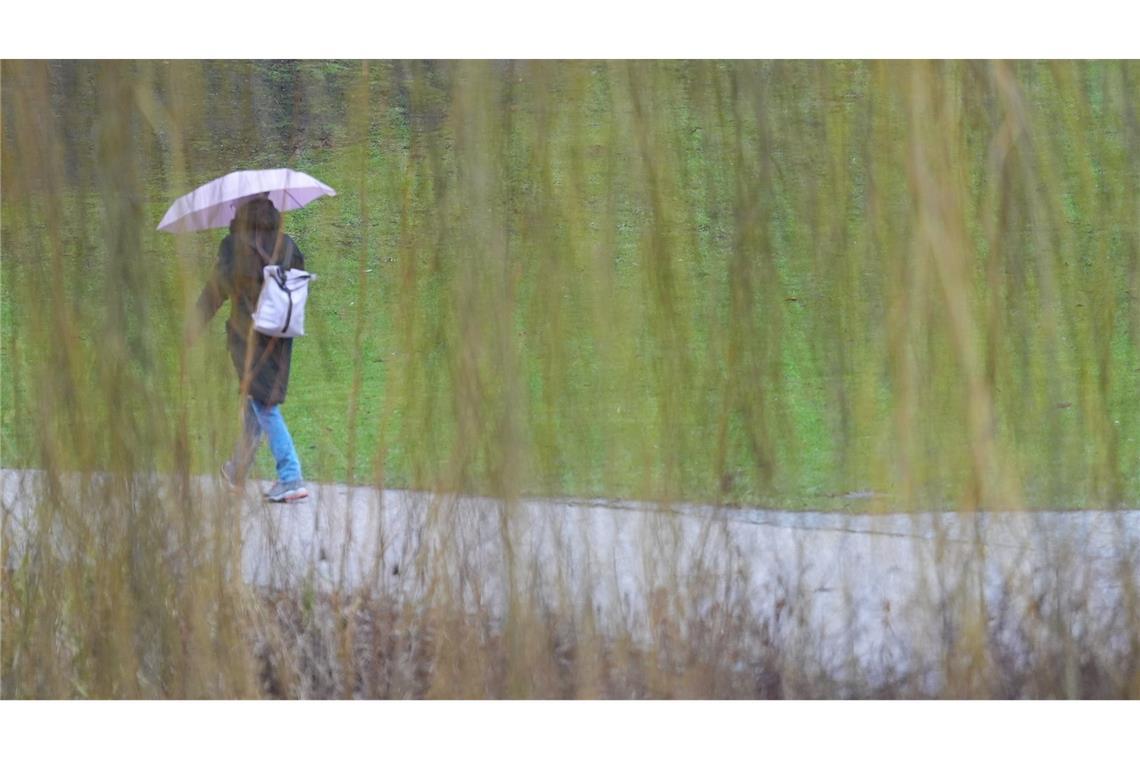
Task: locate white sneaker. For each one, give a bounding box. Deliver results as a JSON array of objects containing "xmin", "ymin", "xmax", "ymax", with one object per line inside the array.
[
  {"xmin": 220, "ymin": 461, "xmax": 242, "ymax": 492},
  {"xmin": 265, "ymin": 480, "xmax": 309, "ymax": 502}
]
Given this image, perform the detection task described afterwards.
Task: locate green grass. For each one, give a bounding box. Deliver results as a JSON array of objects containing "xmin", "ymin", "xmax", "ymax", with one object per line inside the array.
[
  {"xmin": 4, "ymin": 59, "xmax": 1140, "ymax": 702},
  {"xmin": 2, "ymin": 60, "xmax": 1138, "ymax": 510}
]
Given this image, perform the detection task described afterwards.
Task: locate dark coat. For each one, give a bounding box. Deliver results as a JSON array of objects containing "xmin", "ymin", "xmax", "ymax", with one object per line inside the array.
[{"xmin": 196, "ymin": 232, "xmax": 306, "ymax": 406}]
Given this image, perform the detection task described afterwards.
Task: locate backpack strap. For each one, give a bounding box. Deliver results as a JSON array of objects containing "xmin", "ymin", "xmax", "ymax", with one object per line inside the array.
[
  {"xmin": 250, "ymin": 233, "xmax": 293, "ymax": 286},
  {"xmin": 250, "ymin": 236, "xmax": 287, "ymax": 268}
]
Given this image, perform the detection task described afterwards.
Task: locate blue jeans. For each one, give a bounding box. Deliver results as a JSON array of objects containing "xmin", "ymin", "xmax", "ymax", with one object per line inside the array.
[{"xmin": 233, "ymin": 398, "xmax": 303, "ymax": 483}]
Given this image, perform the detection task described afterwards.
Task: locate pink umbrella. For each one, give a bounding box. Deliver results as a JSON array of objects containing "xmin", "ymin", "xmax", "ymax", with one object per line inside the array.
[{"xmin": 157, "ymin": 168, "xmax": 336, "ymax": 233}]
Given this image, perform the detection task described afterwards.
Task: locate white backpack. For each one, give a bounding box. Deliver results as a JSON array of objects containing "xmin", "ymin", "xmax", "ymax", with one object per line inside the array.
[{"xmin": 250, "ymin": 240, "xmax": 315, "ymax": 338}]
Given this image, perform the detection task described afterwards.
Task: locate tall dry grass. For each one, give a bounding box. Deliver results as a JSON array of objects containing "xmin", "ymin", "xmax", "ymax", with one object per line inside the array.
[{"xmin": 2, "ymin": 60, "xmax": 1138, "ymax": 698}]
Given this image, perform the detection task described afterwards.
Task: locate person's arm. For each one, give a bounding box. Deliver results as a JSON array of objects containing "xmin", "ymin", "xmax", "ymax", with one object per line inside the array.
[
  {"xmin": 186, "ymin": 239, "xmax": 230, "ymax": 345},
  {"xmin": 285, "ymin": 234, "xmax": 305, "ymax": 271}
]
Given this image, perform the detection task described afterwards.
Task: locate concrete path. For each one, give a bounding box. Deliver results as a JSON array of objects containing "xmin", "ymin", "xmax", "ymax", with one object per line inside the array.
[{"xmin": 4, "ymin": 468, "xmax": 1138, "ymax": 685}]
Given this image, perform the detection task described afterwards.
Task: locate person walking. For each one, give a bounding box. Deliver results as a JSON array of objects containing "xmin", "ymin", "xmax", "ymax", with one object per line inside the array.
[{"xmin": 190, "ymin": 195, "xmax": 310, "ymax": 502}]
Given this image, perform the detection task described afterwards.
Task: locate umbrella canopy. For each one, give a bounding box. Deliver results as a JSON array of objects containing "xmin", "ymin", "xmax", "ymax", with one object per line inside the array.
[{"xmin": 157, "ymin": 168, "xmax": 336, "ymax": 233}]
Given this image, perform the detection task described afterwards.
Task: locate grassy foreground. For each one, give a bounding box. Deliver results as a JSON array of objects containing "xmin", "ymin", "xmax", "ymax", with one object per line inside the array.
[{"xmin": 2, "ymin": 60, "xmax": 1139, "ymax": 698}]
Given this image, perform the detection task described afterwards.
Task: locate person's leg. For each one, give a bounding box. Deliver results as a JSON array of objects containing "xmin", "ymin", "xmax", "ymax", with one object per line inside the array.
[
  {"xmin": 223, "ymin": 399, "xmax": 263, "ymax": 487},
  {"xmin": 249, "ymin": 398, "xmax": 303, "ymax": 484},
  {"xmin": 238, "ymin": 399, "xmax": 265, "ymax": 473}
]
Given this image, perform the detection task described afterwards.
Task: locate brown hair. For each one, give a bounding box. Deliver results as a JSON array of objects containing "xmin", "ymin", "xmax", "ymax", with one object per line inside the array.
[{"xmin": 232, "ymin": 195, "xmax": 282, "ymax": 261}]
